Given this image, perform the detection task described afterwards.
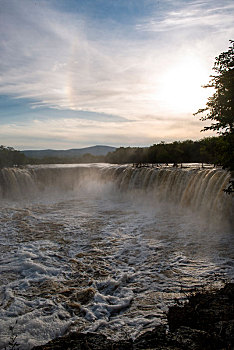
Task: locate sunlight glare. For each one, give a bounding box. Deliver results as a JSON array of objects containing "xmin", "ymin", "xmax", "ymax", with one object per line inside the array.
[{"xmin": 157, "ymin": 56, "xmax": 212, "ymax": 114}]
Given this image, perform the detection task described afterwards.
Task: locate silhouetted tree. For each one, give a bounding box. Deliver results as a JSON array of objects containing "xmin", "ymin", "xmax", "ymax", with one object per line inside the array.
[
  {"xmin": 0, "ymin": 145, "xmax": 27, "ymax": 168},
  {"xmin": 195, "ymin": 40, "xmax": 234, "ymax": 135},
  {"xmin": 194, "ymin": 41, "xmax": 234, "ymax": 171}
]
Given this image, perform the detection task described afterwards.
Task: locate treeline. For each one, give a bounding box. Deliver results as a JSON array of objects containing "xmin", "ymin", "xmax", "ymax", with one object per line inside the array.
[
  {"xmin": 0, "ymin": 145, "xmax": 27, "ymax": 168},
  {"xmin": 0, "ymin": 135, "xmax": 233, "ymax": 170},
  {"xmin": 29, "ymin": 136, "xmax": 230, "ymax": 166},
  {"xmin": 27, "ymin": 153, "xmax": 106, "ymax": 164},
  {"xmin": 0, "ymin": 145, "xmax": 106, "ymax": 167},
  {"xmin": 26, "ymin": 137, "xmax": 225, "ymax": 166},
  {"xmin": 106, "ymin": 136, "xmax": 233, "ymax": 169}
]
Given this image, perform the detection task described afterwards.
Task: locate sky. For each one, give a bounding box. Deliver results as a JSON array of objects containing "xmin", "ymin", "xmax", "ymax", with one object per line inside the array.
[{"xmin": 0, "ymin": 0, "xmax": 234, "ymax": 150}]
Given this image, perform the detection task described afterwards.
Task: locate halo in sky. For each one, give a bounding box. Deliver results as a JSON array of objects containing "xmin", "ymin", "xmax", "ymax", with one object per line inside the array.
[{"xmin": 0, "ymin": 0, "xmax": 233, "ymax": 149}]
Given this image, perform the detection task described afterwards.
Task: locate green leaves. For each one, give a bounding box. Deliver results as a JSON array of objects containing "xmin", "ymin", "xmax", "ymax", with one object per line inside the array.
[
  {"xmin": 0, "ymin": 145, "xmax": 27, "ymax": 168},
  {"xmin": 194, "ymin": 40, "xmax": 234, "ymax": 136}
]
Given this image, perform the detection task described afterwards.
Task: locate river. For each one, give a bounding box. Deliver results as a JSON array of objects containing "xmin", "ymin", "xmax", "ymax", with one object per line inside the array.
[{"xmin": 0, "ymin": 164, "xmax": 233, "ymax": 349}]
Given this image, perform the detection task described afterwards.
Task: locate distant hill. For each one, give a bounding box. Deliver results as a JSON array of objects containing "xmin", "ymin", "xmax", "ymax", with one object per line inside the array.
[{"xmin": 22, "ymin": 145, "xmax": 116, "ymax": 159}]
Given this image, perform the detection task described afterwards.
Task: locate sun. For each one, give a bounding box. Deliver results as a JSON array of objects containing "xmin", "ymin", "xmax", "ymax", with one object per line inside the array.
[{"xmin": 156, "ymin": 56, "xmax": 212, "ymax": 114}]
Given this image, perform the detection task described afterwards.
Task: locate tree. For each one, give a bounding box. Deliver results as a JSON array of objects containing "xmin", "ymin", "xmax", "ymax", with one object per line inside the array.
[
  {"xmin": 0, "ymin": 145, "xmax": 27, "ymax": 168},
  {"xmin": 194, "ymin": 40, "xmax": 234, "ymax": 134},
  {"xmin": 194, "ymin": 41, "xmax": 234, "ymax": 172}
]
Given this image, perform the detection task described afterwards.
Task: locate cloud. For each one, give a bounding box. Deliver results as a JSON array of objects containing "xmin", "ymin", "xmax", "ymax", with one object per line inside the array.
[
  {"xmin": 0, "ymin": 0, "xmax": 233, "ymax": 148},
  {"xmin": 1, "ymin": 0, "xmax": 230, "ymax": 120},
  {"xmin": 0, "ymin": 114, "xmax": 215, "ymax": 150},
  {"xmin": 0, "ymin": 0, "xmax": 162, "ymax": 120},
  {"xmin": 137, "ymin": 1, "xmax": 234, "ymax": 33}
]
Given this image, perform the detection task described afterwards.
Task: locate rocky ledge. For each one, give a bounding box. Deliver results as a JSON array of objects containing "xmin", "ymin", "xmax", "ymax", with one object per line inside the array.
[{"xmin": 33, "ymin": 283, "xmax": 234, "ymax": 350}]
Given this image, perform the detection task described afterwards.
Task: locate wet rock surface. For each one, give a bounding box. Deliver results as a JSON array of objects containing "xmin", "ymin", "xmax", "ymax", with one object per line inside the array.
[{"xmin": 32, "ymin": 283, "xmax": 234, "ymax": 350}]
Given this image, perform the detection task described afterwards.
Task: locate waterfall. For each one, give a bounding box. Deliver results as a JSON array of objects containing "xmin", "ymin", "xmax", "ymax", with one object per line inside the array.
[
  {"xmin": 112, "ymin": 166, "xmax": 232, "ymax": 223},
  {"xmin": 0, "ymin": 165, "xmax": 232, "ymax": 224}
]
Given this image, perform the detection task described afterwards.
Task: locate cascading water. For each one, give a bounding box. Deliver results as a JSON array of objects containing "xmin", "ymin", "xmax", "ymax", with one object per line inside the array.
[
  {"xmin": 0, "ymin": 164, "xmax": 233, "ymax": 349},
  {"xmin": 0, "ymin": 165, "xmax": 231, "ymax": 220}
]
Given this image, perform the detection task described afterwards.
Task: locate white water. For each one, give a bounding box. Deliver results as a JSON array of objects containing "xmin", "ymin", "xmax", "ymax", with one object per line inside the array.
[{"xmin": 0, "ymin": 164, "xmax": 233, "ymax": 349}]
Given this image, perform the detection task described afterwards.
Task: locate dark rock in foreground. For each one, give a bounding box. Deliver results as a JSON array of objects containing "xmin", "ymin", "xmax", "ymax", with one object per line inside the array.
[
  {"xmin": 167, "ymin": 283, "xmax": 234, "ymax": 348},
  {"xmin": 32, "ymin": 332, "xmax": 132, "ymax": 350},
  {"xmin": 32, "ymin": 283, "xmax": 234, "ymax": 350}
]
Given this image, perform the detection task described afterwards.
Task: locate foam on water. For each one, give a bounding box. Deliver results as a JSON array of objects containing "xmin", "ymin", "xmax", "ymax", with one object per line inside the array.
[{"xmin": 0, "ymin": 164, "xmax": 233, "ymax": 349}]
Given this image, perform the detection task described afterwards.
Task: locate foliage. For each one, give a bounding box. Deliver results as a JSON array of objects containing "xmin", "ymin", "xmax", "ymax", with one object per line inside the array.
[
  {"xmin": 27, "ymin": 138, "xmax": 227, "ymax": 166},
  {"xmin": 27, "ymin": 153, "xmax": 106, "ymax": 164},
  {"xmin": 194, "ymin": 41, "xmax": 234, "ymax": 171},
  {"xmin": 105, "ymin": 137, "xmax": 224, "ymax": 165},
  {"xmin": 1, "ymin": 137, "xmax": 230, "ymax": 168},
  {"xmin": 0, "ymin": 145, "xmax": 27, "ymax": 168},
  {"xmin": 194, "ymin": 40, "xmax": 234, "ymax": 135}
]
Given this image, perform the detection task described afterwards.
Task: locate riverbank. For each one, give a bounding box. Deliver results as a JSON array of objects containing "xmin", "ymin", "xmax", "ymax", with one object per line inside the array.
[{"xmin": 32, "ymin": 283, "xmax": 234, "ymax": 350}]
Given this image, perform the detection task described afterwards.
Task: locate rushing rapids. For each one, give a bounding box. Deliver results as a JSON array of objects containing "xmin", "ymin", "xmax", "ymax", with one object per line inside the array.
[{"xmin": 0, "ymin": 164, "xmax": 233, "ymax": 349}]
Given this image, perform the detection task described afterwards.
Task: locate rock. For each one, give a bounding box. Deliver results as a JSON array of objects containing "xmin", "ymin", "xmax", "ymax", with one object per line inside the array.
[
  {"xmin": 32, "ymin": 332, "xmax": 132, "ymax": 350},
  {"xmin": 169, "ymin": 326, "xmax": 222, "ymax": 350},
  {"xmin": 133, "ymin": 325, "xmax": 169, "ymax": 349},
  {"xmin": 167, "ymin": 283, "xmax": 234, "ymax": 349}
]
